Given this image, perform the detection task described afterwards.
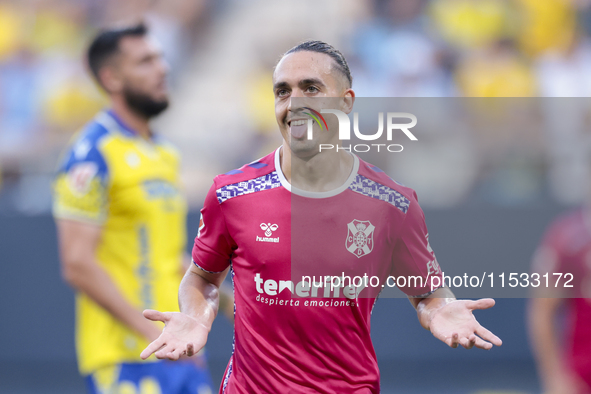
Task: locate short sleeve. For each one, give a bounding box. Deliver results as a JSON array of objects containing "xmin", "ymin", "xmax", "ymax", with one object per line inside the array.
[
  {"xmin": 191, "ymin": 181, "xmax": 235, "ymax": 273},
  {"xmin": 531, "ymin": 220, "xmax": 565, "ymax": 275},
  {"xmin": 52, "ymin": 137, "xmax": 109, "ymax": 225},
  {"xmin": 391, "ymin": 192, "xmax": 443, "ymax": 297}
]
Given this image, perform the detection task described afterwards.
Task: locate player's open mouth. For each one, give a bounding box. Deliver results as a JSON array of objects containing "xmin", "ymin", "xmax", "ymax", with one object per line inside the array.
[
  {"xmin": 288, "ymin": 118, "xmax": 308, "ymax": 139},
  {"xmin": 287, "ymin": 118, "xmax": 308, "ymax": 126}
]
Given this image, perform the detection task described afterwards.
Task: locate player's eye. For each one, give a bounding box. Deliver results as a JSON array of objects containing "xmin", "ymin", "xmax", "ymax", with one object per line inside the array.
[
  {"xmin": 138, "ymin": 57, "xmax": 154, "ymax": 66},
  {"xmin": 306, "ymin": 86, "xmax": 319, "ymax": 94},
  {"xmin": 276, "ymin": 89, "xmax": 289, "ymax": 98}
]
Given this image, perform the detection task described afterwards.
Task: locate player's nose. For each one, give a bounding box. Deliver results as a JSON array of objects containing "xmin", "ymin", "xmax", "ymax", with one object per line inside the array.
[
  {"xmin": 291, "ymin": 88, "xmax": 304, "ymax": 98},
  {"xmin": 156, "ymin": 57, "xmax": 169, "ymax": 78}
]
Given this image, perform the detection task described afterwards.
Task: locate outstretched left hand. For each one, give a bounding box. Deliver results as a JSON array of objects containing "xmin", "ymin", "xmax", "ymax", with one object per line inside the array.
[{"xmin": 428, "ymin": 298, "xmax": 503, "ymax": 350}]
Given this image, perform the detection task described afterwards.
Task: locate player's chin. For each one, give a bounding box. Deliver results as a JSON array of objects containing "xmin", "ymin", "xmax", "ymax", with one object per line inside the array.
[
  {"xmin": 287, "ymin": 140, "xmax": 320, "ymax": 158},
  {"xmin": 152, "ymin": 92, "xmax": 169, "ymax": 104},
  {"xmin": 147, "ymin": 85, "xmax": 168, "ymax": 101}
]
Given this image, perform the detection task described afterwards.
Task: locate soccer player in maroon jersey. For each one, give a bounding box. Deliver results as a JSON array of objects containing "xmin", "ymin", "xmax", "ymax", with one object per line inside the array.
[
  {"xmin": 529, "ymin": 210, "xmax": 591, "ymax": 394},
  {"xmin": 140, "ymin": 41, "xmax": 502, "ymax": 393}
]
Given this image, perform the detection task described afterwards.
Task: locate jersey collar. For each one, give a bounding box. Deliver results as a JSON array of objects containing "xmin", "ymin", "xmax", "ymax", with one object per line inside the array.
[
  {"xmin": 105, "ymin": 109, "xmax": 139, "ymax": 137},
  {"xmin": 274, "ymin": 147, "xmax": 360, "ymax": 199}
]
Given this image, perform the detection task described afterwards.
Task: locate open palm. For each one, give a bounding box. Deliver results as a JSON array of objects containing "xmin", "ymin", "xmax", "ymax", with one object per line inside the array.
[
  {"xmin": 140, "ymin": 310, "xmax": 210, "ymax": 360},
  {"xmin": 429, "ymin": 299, "xmax": 503, "ymax": 350}
]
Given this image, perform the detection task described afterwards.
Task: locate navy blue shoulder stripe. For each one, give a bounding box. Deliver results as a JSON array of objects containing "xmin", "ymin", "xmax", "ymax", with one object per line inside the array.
[
  {"xmin": 216, "ymin": 171, "xmax": 281, "ymax": 203},
  {"xmin": 348, "ymin": 174, "xmax": 410, "ymax": 213},
  {"xmin": 58, "ymin": 121, "xmax": 110, "ymax": 180}
]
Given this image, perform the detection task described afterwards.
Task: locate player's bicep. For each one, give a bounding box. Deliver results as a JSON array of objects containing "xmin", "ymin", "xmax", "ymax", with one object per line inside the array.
[
  {"xmin": 187, "ymin": 263, "xmax": 230, "ymax": 289},
  {"xmin": 191, "ymin": 182, "xmax": 235, "ymax": 273},
  {"xmin": 531, "ymin": 228, "xmax": 569, "ymax": 298},
  {"xmin": 56, "ymin": 219, "xmax": 102, "ymax": 273},
  {"xmin": 528, "ymin": 296, "xmax": 563, "ymax": 317}
]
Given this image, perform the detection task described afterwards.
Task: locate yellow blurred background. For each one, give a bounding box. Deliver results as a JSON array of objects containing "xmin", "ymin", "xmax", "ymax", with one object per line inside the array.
[{"xmin": 1, "ymin": 0, "xmax": 590, "ymax": 212}]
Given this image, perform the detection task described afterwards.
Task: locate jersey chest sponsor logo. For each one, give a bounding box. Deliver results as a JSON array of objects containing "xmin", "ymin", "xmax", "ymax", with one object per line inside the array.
[
  {"xmin": 254, "ymin": 273, "xmax": 364, "ymax": 299},
  {"xmin": 346, "ymin": 220, "xmax": 375, "ymax": 258},
  {"xmin": 256, "ymin": 223, "xmax": 279, "ymax": 243},
  {"xmin": 142, "ymin": 180, "xmax": 178, "ymax": 199}
]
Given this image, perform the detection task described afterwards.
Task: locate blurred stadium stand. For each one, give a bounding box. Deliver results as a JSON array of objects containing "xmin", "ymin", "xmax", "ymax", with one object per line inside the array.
[
  {"xmin": 1, "ymin": 0, "xmax": 591, "ymax": 210},
  {"xmin": 1, "ymin": 0, "xmax": 589, "ymax": 392}
]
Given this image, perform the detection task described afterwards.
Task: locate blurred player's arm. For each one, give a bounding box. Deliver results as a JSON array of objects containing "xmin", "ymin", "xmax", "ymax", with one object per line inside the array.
[
  {"xmin": 409, "ymin": 287, "xmax": 502, "ymax": 350},
  {"xmin": 141, "ymin": 263, "xmax": 230, "ymax": 361},
  {"xmin": 528, "ymin": 238, "xmax": 582, "ymax": 394},
  {"xmin": 527, "ymin": 297, "xmax": 580, "ymax": 394},
  {"xmin": 56, "ymin": 219, "xmax": 162, "ymax": 342}
]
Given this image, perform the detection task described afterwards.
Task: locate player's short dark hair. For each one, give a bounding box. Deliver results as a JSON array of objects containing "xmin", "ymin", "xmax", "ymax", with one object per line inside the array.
[
  {"xmin": 87, "ymin": 23, "xmax": 148, "ymax": 89},
  {"xmin": 283, "ymin": 40, "xmax": 353, "ymax": 88}
]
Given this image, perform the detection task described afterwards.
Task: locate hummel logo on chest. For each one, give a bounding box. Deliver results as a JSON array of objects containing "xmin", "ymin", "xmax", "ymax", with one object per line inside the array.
[{"xmin": 257, "ymin": 223, "xmax": 279, "ymax": 243}]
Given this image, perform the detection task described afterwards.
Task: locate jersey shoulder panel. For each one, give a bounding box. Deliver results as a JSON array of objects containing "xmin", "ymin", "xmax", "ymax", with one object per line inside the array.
[
  {"xmin": 213, "ymin": 151, "xmax": 281, "ymax": 204},
  {"xmin": 57, "ymin": 119, "xmax": 111, "ymax": 180},
  {"xmin": 349, "ymin": 157, "xmax": 415, "ymax": 214},
  {"xmin": 53, "ymin": 118, "xmax": 113, "ymax": 224}
]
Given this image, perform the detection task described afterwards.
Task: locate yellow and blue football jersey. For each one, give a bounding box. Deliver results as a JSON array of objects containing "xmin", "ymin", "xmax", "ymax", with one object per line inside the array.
[{"xmin": 53, "ymin": 110, "xmax": 187, "ymax": 375}]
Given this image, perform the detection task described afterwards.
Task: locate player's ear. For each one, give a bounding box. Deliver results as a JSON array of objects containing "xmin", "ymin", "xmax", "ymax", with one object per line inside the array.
[
  {"xmin": 341, "ymin": 89, "xmax": 355, "ymax": 114},
  {"xmin": 99, "ymin": 65, "xmax": 123, "ymax": 94}
]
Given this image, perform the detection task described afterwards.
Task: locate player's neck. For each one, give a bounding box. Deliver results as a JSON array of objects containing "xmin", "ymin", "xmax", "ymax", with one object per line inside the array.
[
  {"xmin": 280, "ymin": 143, "xmax": 355, "ymax": 193},
  {"xmin": 110, "ymin": 99, "xmax": 152, "ymax": 139}
]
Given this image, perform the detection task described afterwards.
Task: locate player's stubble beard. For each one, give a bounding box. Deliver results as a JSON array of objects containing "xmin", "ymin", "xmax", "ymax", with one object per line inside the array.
[{"xmin": 123, "ymin": 85, "xmax": 169, "ymax": 119}]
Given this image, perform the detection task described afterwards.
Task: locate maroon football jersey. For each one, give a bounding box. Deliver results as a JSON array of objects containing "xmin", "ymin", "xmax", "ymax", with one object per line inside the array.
[
  {"xmin": 193, "ymin": 148, "xmax": 442, "ymax": 393},
  {"xmin": 534, "ymin": 209, "xmax": 591, "ymax": 388}
]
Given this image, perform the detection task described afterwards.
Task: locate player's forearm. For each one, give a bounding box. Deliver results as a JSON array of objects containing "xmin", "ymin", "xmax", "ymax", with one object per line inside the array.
[
  {"xmin": 412, "ymin": 287, "xmax": 456, "ymax": 330},
  {"xmin": 528, "ymin": 299, "xmax": 565, "ymax": 384},
  {"xmin": 63, "ymin": 258, "xmax": 159, "ymax": 341},
  {"xmin": 178, "ymin": 268, "xmax": 220, "ymax": 332}
]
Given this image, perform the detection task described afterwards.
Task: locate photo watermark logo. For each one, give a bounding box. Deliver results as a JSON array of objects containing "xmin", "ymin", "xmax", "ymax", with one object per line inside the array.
[{"xmin": 306, "ymin": 109, "xmax": 418, "ymax": 153}]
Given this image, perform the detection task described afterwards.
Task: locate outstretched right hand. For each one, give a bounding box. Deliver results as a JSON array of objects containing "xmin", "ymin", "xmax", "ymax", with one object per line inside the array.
[{"xmin": 140, "ymin": 309, "xmax": 209, "ymax": 361}]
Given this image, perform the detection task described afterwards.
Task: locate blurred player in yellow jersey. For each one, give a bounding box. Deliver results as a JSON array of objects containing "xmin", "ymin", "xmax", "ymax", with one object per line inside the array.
[{"xmin": 53, "ymin": 23, "xmax": 229, "ymax": 394}]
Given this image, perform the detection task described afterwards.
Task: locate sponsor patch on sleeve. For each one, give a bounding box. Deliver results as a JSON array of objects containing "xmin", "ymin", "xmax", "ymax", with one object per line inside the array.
[{"xmin": 67, "ymin": 162, "xmax": 99, "ymax": 196}]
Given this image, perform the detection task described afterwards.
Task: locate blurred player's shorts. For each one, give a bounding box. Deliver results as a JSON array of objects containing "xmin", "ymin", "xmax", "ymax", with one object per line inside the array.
[{"xmin": 85, "ymin": 360, "xmax": 213, "ymax": 394}]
